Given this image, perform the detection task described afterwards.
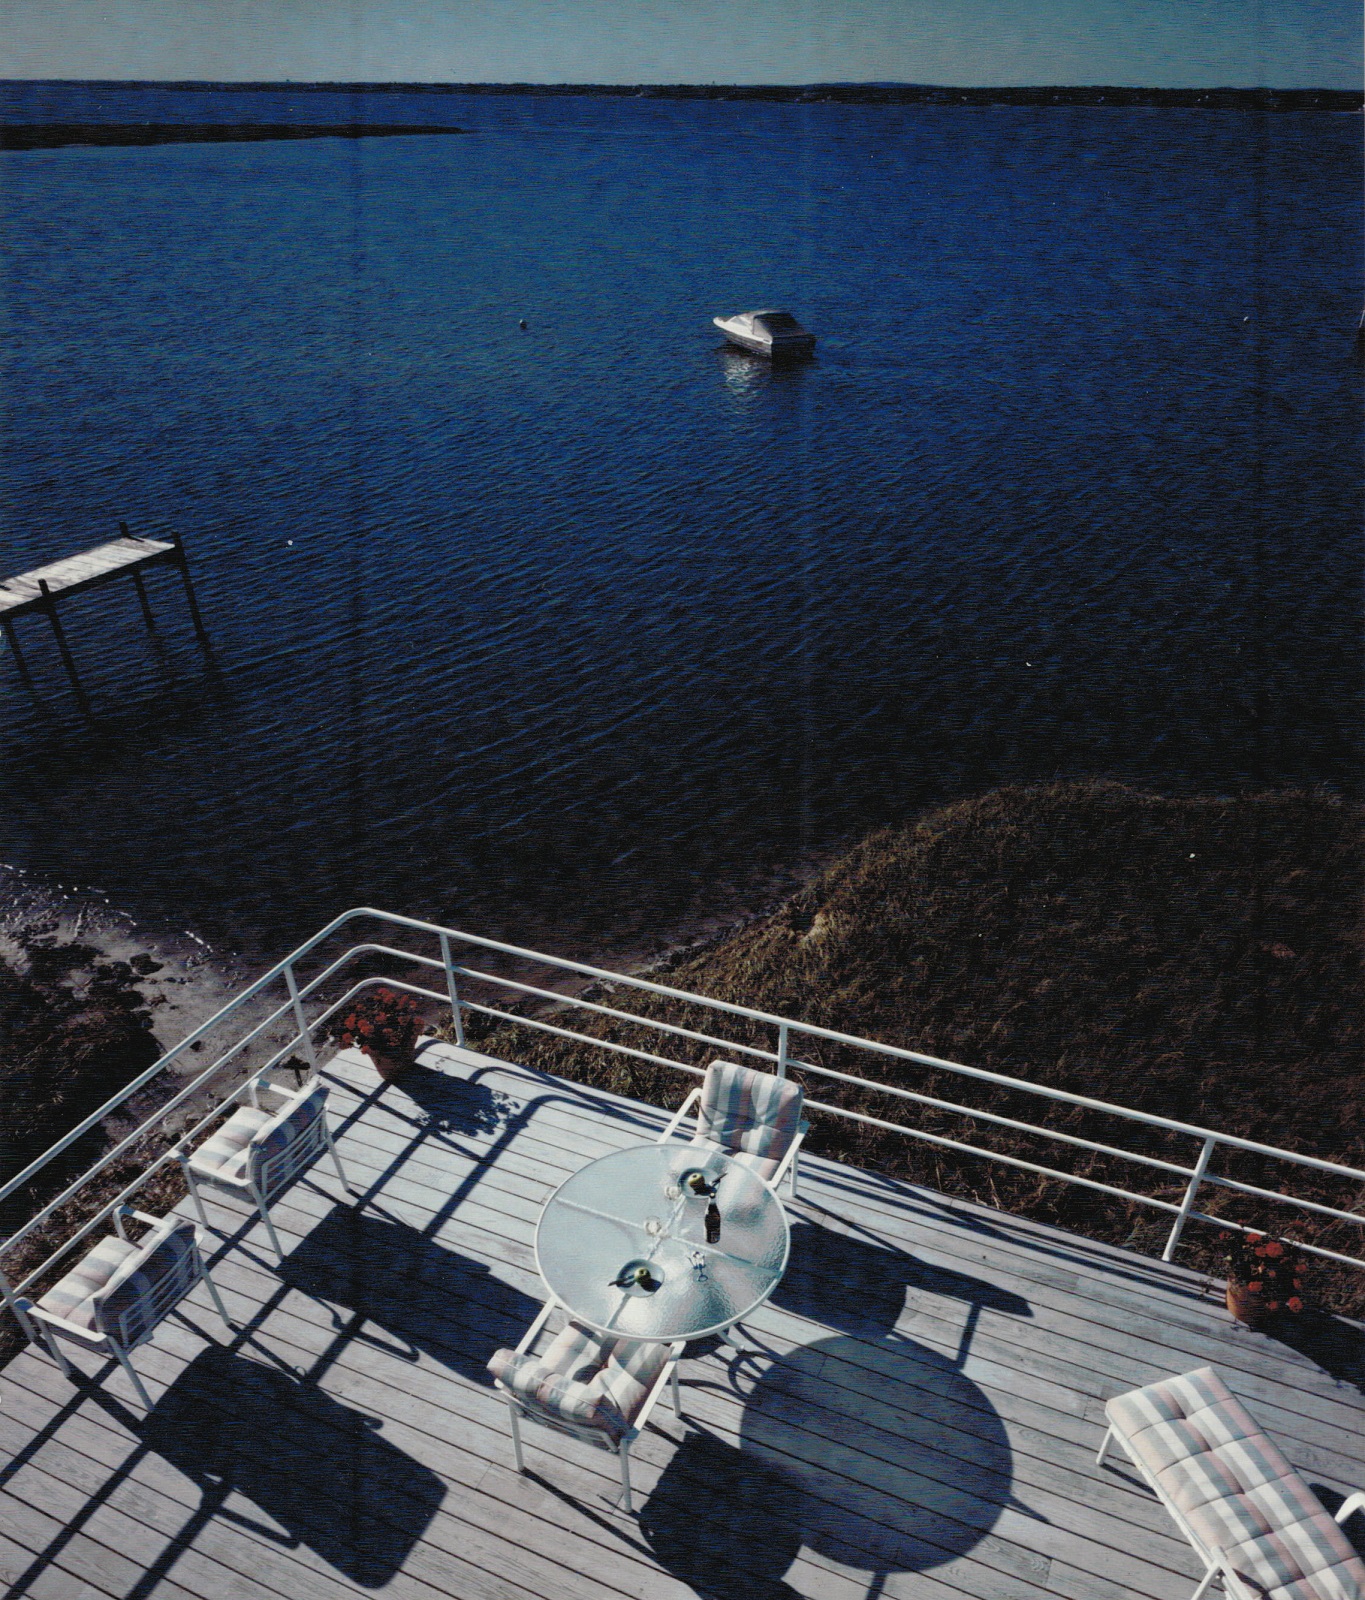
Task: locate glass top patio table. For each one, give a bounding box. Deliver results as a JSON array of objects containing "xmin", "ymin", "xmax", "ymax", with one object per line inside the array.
[{"xmin": 535, "ymin": 1143, "xmax": 791, "ymax": 1342}]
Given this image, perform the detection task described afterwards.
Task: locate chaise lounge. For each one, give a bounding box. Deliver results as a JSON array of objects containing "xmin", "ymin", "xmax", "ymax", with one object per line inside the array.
[{"xmin": 1097, "ymin": 1365, "xmax": 1365, "ymax": 1600}]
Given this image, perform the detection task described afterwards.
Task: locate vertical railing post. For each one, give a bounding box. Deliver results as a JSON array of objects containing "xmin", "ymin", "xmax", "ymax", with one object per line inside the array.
[
  {"xmin": 0, "ymin": 1262, "xmax": 37, "ymax": 1344},
  {"xmin": 1163, "ymin": 1135, "xmax": 1217, "ymax": 1262},
  {"xmin": 440, "ymin": 933, "xmax": 466, "ymax": 1047},
  {"xmin": 775, "ymin": 1022, "xmax": 789, "ymax": 1080},
  {"xmin": 284, "ymin": 962, "xmax": 318, "ymax": 1071}
]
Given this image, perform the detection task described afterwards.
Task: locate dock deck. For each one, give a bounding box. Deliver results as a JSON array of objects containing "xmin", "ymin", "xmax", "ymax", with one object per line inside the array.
[
  {"xmin": 1, "ymin": 1042, "xmax": 1361, "ymax": 1600},
  {"xmin": 0, "ymin": 534, "xmax": 176, "ymax": 617}
]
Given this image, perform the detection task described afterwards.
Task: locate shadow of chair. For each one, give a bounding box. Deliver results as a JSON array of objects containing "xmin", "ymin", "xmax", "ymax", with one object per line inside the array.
[
  {"xmin": 640, "ymin": 1216, "xmax": 1034, "ymax": 1596},
  {"xmin": 276, "ymin": 1207, "xmax": 541, "ymax": 1384},
  {"xmin": 637, "ymin": 1429, "xmax": 805, "ymax": 1600},
  {"xmin": 141, "ymin": 1343, "xmax": 445, "ymax": 1588}
]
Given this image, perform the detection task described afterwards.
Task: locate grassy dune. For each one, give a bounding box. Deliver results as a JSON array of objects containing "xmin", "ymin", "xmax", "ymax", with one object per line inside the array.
[{"xmin": 467, "ymin": 782, "xmax": 1365, "ymax": 1314}]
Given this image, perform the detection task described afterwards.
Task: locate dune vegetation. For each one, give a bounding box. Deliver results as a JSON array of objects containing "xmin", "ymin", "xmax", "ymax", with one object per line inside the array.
[{"xmin": 462, "ymin": 782, "xmax": 1365, "ymax": 1315}]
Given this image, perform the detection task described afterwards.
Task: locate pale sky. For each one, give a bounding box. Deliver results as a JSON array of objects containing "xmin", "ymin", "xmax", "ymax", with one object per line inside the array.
[{"xmin": 0, "ymin": 0, "xmax": 1359, "ymax": 87}]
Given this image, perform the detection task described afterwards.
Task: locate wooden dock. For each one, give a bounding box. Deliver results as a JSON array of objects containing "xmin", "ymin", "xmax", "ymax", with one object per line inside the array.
[
  {"xmin": 0, "ymin": 1042, "xmax": 1361, "ymax": 1600},
  {"xmin": 1, "ymin": 526, "xmax": 207, "ymax": 699}
]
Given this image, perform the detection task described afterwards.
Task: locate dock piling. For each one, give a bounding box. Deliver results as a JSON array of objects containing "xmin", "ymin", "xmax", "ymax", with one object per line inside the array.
[
  {"xmin": 1, "ymin": 618, "xmax": 33, "ymax": 685},
  {"xmin": 170, "ymin": 530, "xmax": 209, "ymax": 644},
  {"xmin": 38, "ymin": 578, "xmax": 88, "ymax": 706},
  {"xmin": 130, "ymin": 569, "xmax": 157, "ymax": 629},
  {"xmin": 0, "ymin": 523, "xmax": 210, "ymax": 700}
]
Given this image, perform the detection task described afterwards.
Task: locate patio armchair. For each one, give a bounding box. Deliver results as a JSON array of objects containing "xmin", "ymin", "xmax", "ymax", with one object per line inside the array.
[
  {"xmin": 657, "ymin": 1058, "xmax": 808, "ymax": 1198},
  {"xmin": 181, "ymin": 1074, "xmax": 350, "ymax": 1262},
  {"xmin": 15, "ymin": 1206, "xmax": 233, "ymax": 1410},
  {"xmin": 487, "ymin": 1300, "xmax": 684, "ymax": 1514}
]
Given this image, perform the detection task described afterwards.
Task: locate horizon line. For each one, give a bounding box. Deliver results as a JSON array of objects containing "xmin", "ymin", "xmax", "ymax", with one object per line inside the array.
[{"xmin": 1, "ymin": 77, "xmax": 1360, "ymax": 94}]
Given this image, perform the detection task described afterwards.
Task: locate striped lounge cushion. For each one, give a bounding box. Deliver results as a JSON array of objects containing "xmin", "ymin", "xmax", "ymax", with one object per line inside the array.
[
  {"xmin": 1107, "ymin": 1367, "xmax": 1365, "ymax": 1600},
  {"xmin": 488, "ymin": 1320, "xmax": 670, "ymax": 1447},
  {"xmin": 92, "ymin": 1216, "xmax": 201, "ymax": 1348},
  {"xmin": 188, "ymin": 1104, "xmax": 272, "ymax": 1181},
  {"xmin": 247, "ymin": 1082, "xmax": 329, "ymax": 1187},
  {"xmin": 695, "ymin": 1060, "xmax": 803, "ymax": 1181},
  {"xmin": 37, "ymin": 1233, "xmax": 140, "ymax": 1331}
]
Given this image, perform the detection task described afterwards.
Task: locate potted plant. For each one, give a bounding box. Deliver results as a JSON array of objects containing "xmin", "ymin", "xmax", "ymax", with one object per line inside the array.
[
  {"xmin": 1222, "ymin": 1228, "xmax": 1308, "ymax": 1329},
  {"xmin": 336, "ymin": 987, "xmax": 423, "ymax": 1081}
]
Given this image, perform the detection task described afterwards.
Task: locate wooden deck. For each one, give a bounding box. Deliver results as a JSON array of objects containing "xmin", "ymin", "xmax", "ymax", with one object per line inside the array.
[
  {"xmin": 0, "ymin": 535, "xmax": 176, "ymax": 617},
  {"xmin": 1, "ymin": 1042, "xmax": 1362, "ymax": 1600}
]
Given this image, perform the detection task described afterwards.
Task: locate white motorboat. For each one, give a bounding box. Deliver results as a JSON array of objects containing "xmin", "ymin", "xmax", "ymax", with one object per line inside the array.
[{"xmin": 712, "ymin": 309, "xmax": 816, "ymax": 358}]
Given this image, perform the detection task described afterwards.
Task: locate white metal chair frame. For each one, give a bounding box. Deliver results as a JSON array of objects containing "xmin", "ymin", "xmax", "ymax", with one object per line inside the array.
[
  {"xmin": 180, "ymin": 1073, "xmax": 350, "ymax": 1261},
  {"xmin": 1097, "ymin": 1422, "xmax": 1365, "ymax": 1600},
  {"xmin": 16, "ymin": 1206, "xmax": 234, "ymax": 1410},
  {"xmin": 493, "ymin": 1298, "xmax": 685, "ymax": 1514},
  {"xmin": 657, "ymin": 1078, "xmax": 809, "ymax": 1199}
]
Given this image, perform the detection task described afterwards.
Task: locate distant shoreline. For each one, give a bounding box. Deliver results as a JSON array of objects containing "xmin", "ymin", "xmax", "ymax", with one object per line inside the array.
[
  {"xmin": 1, "ymin": 122, "xmax": 464, "ymax": 151},
  {"xmin": 1, "ymin": 80, "xmax": 1359, "ymax": 114}
]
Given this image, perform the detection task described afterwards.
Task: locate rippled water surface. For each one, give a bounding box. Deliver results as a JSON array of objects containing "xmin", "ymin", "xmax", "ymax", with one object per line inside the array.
[{"xmin": 1, "ymin": 90, "xmax": 1360, "ymax": 958}]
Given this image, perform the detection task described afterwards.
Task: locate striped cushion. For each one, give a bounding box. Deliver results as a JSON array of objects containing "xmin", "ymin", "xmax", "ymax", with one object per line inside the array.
[
  {"xmin": 189, "ymin": 1104, "xmax": 272, "ymax": 1181},
  {"xmin": 597, "ymin": 1333, "xmax": 670, "ymax": 1423},
  {"xmin": 37, "ymin": 1234, "xmax": 139, "ymax": 1330},
  {"xmin": 247, "ymin": 1082, "xmax": 328, "ymax": 1189},
  {"xmin": 92, "ymin": 1216, "xmax": 200, "ymax": 1349},
  {"xmin": 488, "ymin": 1319, "xmax": 670, "ymax": 1447},
  {"xmin": 729, "ymin": 1149, "xmax": 783, "ymax": 1183},
  {"xmin": 696, "ymin": 1060, "xmax": 803, "ymax": 1171},
  {"xmin": 1107, "ymin": 1367, "xmax": 1365, "ymax": 1600}
]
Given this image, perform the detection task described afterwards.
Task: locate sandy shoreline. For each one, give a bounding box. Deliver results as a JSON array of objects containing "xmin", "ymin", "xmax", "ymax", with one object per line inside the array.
[{"xmin": 0, "ymin": 866, "xmax": 316, "ymax": 1157}]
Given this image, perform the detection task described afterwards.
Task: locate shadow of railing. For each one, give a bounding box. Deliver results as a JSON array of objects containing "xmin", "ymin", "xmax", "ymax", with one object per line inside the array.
[{"xmin": 277, "ymin": 1207, "xmax": 541, "ymax": 1383}]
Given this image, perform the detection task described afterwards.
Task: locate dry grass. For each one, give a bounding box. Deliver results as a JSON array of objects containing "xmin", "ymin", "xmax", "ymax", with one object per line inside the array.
[{"xmin": 455, "ymin": 782, "xmax": 1365, "ymax": 1315}]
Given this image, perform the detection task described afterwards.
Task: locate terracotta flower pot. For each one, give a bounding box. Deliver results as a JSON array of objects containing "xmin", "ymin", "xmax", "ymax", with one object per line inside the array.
[
  {"xmin": 1226, "ymin": 1281, "xmax": 1276, "ymax": 1329},
  {"xmin": 364, "ymin": 1044, "xmax": 415, "ymax": 1083}
]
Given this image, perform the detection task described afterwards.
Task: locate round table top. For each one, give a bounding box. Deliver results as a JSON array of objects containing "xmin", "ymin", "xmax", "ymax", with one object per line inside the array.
[{"xmin": 535, "ymin": 1142, "xmax": 791, "ymax": 1343}]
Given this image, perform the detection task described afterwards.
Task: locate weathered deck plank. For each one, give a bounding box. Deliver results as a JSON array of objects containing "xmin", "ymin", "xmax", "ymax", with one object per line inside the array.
[{"xmin": 1, "ymin": 1041, "xmax": 1360, "ymax": 1600}]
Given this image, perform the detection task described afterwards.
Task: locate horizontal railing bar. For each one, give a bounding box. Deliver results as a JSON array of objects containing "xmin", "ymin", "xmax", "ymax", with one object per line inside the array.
[
  {"xmin": 452, "ymin": 964, "xmax": 783, "ymax": 1063},
  {"xmin": 6, "ymin": 905, "xmax": 1365, "ymax": 1304},
  {"xmin": 9, "ymin": 904, "xmax": 1365, "ymax": 1222},
  {"xmin": 1182, "ymin": 1210, "xmax": 1365, "ymax": 1273},
  {"xmin": 474, "ymin": 971, "xmax": 1204, "ymax": 1181},
  {"xmin": 1, "ymin": 989, "xmax": 305, "ymax": 1254},
  {"xmin": 778, "ymin": 1053, "xmax": 1201, "ymax": 1179},
  {"xmin": 799, "ymin": 1095, "xmax": 1185, "ymax": 1213},
  {"xmin": 315, "ymin": 910, "xmax": 1365, "ymax": 1184},
  {"xmin": 458, "ymin": 1000, "xmax": 709, "ymax": 1082},
  {"xmin": 442, "ymin": 964, "xmax": 1358, "ymax": 1195},
  {"xmin": 12, "ymin": 1024, "xmax": 316, "ymax": 1293},
  {"xmin": 299, "ymin": 943, "xmax": 446, "ymax": 1000},
  {"xmin": 458, "ymin": 1001, "xmax": 1179, "ymax": 1209},
  {"xmin": 0, "ymin": 970, "xmax": 300, "ymax": 1207},
  {"xmin": 1200, "ymin": 1173, "xmax": 1365, "ymax": 1229}
]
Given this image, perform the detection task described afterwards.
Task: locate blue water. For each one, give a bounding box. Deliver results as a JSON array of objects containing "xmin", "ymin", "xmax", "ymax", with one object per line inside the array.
[{"xmin": 1, "ymin": 89, "xmax": 1360, "ymax": 960}]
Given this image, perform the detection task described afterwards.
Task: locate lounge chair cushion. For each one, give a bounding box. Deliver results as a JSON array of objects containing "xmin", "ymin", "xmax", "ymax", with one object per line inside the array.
[
  {"xmin": 188, "ymin": 1104, "xmax": 272, "ymax": 1182},
  {"xmin": 694, "ymin": 1060, "xmax": 803, "ymax": 1179},
  {"xmin": 1106, "ymin": 1366, "xmax": 1365, "ymax": 1600},
  {"xmin": 36, "ymin": 1233, "xmax": 139, "ymax": 1331},
  {"xmin": 488, "ymin": 1319, "xmax": 671, "ymax": 1447},
  {"xmin": 92, "ymin": 1216, "xmax": 201, "ymax": 1348},
  {"xmin": 246, "ymin": 1081, "xmax": 329, "ymax": 1188}
]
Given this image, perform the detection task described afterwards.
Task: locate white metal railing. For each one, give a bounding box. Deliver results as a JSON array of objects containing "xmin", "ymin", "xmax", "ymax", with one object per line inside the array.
[{"xmin": 3, "ymin": 906, "xmax": 1364, "ymax": 1342}]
